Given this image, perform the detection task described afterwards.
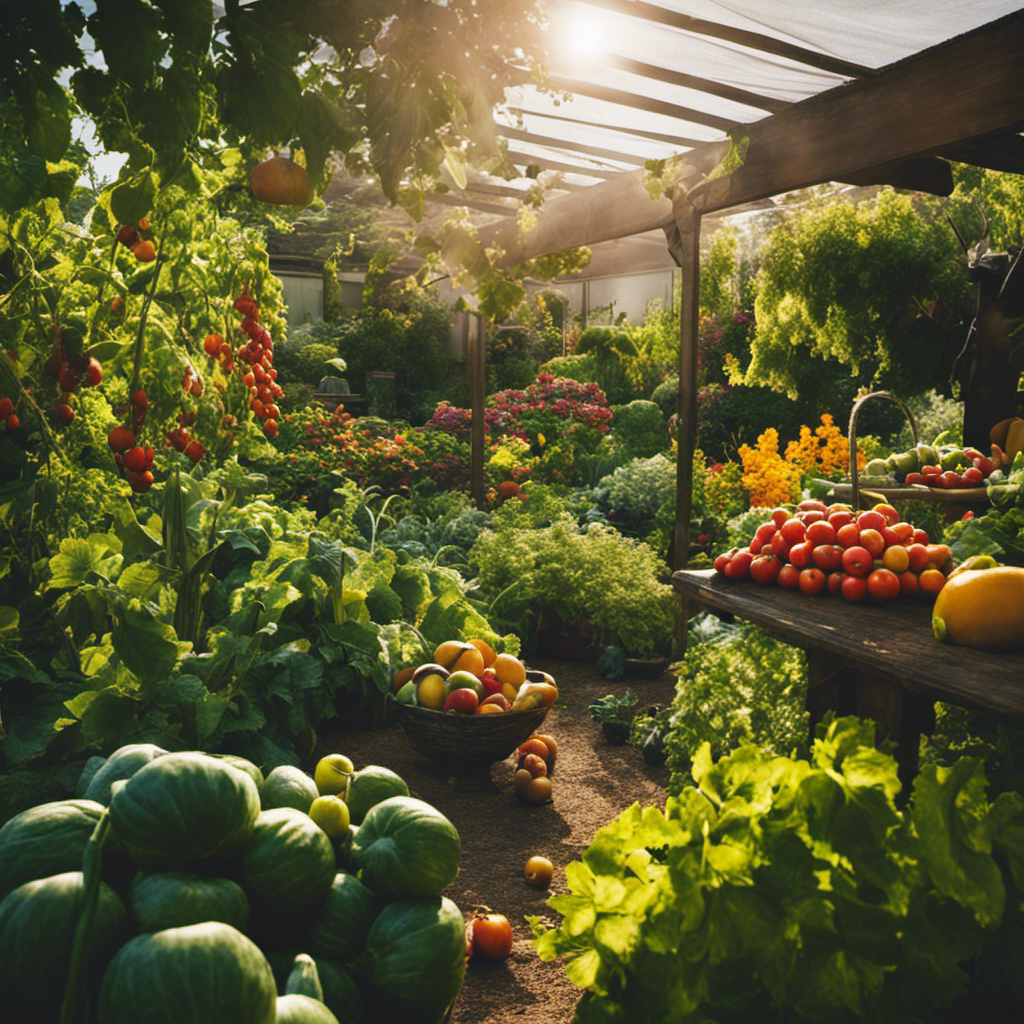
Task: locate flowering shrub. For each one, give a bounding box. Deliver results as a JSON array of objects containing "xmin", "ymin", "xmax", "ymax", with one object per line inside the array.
[
  {"xmin": 489, "ymin": 373, "xmax": 612, "ymax": 446},
  {"xmin": 737, "ymin": 427, "xmax": 803, "ymax": 507},
  {"xmin": 783, "ymin": 412, "xmax": 866, "ymax": 480},
  {"xmin": 485, "ymin": 437, "xmax": 536, "ymax": 489},
  {"xmin": 424, "ymin": 401, "xmax": 506, "ymax": 441},
  {"xmin": 703, "ymin": 460, "xmax": 747, "ymax": 523}
]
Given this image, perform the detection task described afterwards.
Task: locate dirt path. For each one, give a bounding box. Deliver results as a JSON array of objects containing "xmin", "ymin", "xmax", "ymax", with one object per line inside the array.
[{"xmin": 313, "ymin": 657, "xmax": 677, "ymax": 1024}]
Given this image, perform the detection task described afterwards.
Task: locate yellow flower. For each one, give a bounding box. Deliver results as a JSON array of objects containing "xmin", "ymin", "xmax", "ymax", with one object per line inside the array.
[{"xmin": 536, "ymin": 433, "xmax": 546, "ymax": 447}]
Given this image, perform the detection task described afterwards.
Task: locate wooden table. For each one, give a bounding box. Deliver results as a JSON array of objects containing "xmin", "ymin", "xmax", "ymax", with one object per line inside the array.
[{"xmin": 672, "ymin": 569, "xmax": 1024, "ymax": 792}]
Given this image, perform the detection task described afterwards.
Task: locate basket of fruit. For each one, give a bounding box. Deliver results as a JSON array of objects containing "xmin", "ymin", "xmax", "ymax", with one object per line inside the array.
[{"xmin": 388, "ymin": 640, "xmax": 558, "ymax": 764}]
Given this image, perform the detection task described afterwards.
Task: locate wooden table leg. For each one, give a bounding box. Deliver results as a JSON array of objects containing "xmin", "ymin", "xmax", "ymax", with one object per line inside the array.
[{"xmin": 805, "ymin": 650, "xmax": 935, "ymax": 800}]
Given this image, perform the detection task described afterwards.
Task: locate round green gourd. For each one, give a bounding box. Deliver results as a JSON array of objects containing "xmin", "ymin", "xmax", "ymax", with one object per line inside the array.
[
  {"xmin": 262, "ymin": 765, "xmax": 320, "ymax": 812},
  {"xmin": 213, "ymin": 754, "xmax": 266, "ymax": 798},
  {"xmin": 352, "ymin": 796, "xmax": 460, "ymax": 899},
  {"xmin": 344, "ymin": 766, "xmax": 409, "ymax": 825},
  {"xmin": 268, "ymin": 951, "xmax": 363, "ymax": 1024},
  {"xmin": 109, "ymin": 752, "xmax": 261, "ymax": 872},
  {"xmin": 0, "ymin": 798, "xmax": 107, "ymax": 898},
  {"xmin": 0, "ymin": 870, "xmax": 128, "ymax": 1023},
  {"xmin": 77, "ymin": 755, "xmax": 108, "ymax": 797},
  {"xmin": 304, "ymin": 871, "xmax": 377, "ymax": 964},
  {"xmin": 276, "ymin": 994, "xmax": 341, "ymax": 1024},
  {"xmin": 237, "ymin": 807, "xmax": 335, "ymax": 917},
  {"xmin": 84, "ymin": 743, "xmax": 168, "ymax": 805},
  {"xmin": 126, "ymin": 871, "xmax": 249, "ymax": 933},
  {"xmin": 359, "ymin": 896, "xmax": 466, "ymax": 1024},
  {"xmin": 97, "ymin": 922, "xmax": 276, "ymax": 1024}
]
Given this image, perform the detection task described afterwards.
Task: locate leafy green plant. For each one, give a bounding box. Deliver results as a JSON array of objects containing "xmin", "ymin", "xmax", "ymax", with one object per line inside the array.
[
  {"xmin": 531, "ymin": 715, "xmax": 1024, "ymax": 1023},
  {"xmin": 588, "ymin": 691, "xmax": 638, "ymax": 744},
  {"xmin": 607, "ymin": 400, "xmax": 669, "ymax": 459},
  {"xmin": 662, "ymin": 623, "xmax": 808, "ymax": 786}
]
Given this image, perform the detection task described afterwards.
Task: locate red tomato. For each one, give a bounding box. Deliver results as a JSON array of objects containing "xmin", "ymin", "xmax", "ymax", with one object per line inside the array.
[
  {"xmin": 770, "ymin": 532, "xmax": 792, "ymax": 560},
  {"xmin": 836, "ymin": 522, "xmax": 861, "ymax": 548},
  {"xmin": 798, "ymin": 568, "xmax": 827, "ymax": 596},
  {"xmin": 841, "ymin": 545, "xmax": 872, "ymax": 578},
  {"xmin": 972, "ymin": 456, "xmax": 995, "ymax": 476},
  {"xmin": 788, "ymin": 541, "xmax": 814, "ymax": 569},
  {"xmin": 840, "ymin": 575, "xmax": 868, "ymax": 602},
  {"xmin": 780, "ymin": 519, "xmax": 806, "ymax": 545},
  {"xmin": 825, "ymin": 502, "xmax": 851, "ymax": 516},
  {"xmin": 879, "ymin": 526, "xmax": 901, "ymax": 548},
  {"xmin": 856, "ymin": 509, "xmax": 886, "ymax": 532},
  {"xmin": 826, "ymin": 571, "xmax": 845, "ymax": 596},
  {"xmin": 770, "ymin": 508, "xmax": 791, "ymax": 529},
  {"xmin": 812, "ymin": 544, "xmax": 843, "ymax": 572},
  {"xmin": 714, "ymin": 551, "xmax": 732, "ymax": 574},
  {"xmin": 892, "ymin": 521, "xmax": 915, "ymax": 542},
  {"xmin": 911, "ymin": 528, "xmax": 930, "ymax": 545},
  {"xmin": 905, "ymin": 543, "xmax": 929, "ymax": 572},
  {"xmin": 961, "ymin": 467, "xmax": 983, "ymax": 486},
  {"xmin": 805, "ymin": 520, "xmax": 836, "ymax": 546},
  {"xmin": 749, "ymin": 554, "xmax": 782, "ymax": 586},
  {"xmin": 0, "ymin": 397, "xmax": 13, "ymax": 419},
  {"xmin": 872, "ymin": 504, "xmax": 899, "ymax": 526},
  {"xmin": 123, "ymin": 446, "xmax": 148, "ymax": 473},
  {"xmin": 108, "ymin": 425, "xmax": 136, "ymax": 454},
  {"xmin": 754, "ymin": 522, "xmax": 777, "ymax": 545},
  {"xmin": 904, "ymin": 472, "xmax": 925, "ymax": 486},
  {"xmin": 827, "ymin": 510, "xmax": 853, "ymax": 530},
  {"xmin": 918, "ymin": 569, "xmax": 946, "ymax": 596},
  {"xmin": 867, "ymin": 568, "xmax": 900, "ymax": 602},
  {"xmin": 898, "ymin": 571, "xmax": 919, "ymax": 597},
  {"xmin": 724, "ymin": 551, "xmax": 753, "ymax": 579},
  {"xmin": 797, "ymin": 499, "xmax": 828, "ymax": 514},
  {"xmin": 58, "ymin": 364, "xmax": 80, "ymax": 392},
  {"xmin": 797, "ymin": 509, "xmax": 825, "ymax": 526},
  {"xmin": 468, "ymin": 914, "xmax": 513, "ymax": 961},
  {"xmin": 777, "ymin": 564, "xmax": 800, "ymax": 590},
  {"xmin": 748, "ymin": 536, "xmax": 764, "ymax": 555},
  {"xmin": 859, "ymin": 529, "xmax": 885, "ymax": 558}
]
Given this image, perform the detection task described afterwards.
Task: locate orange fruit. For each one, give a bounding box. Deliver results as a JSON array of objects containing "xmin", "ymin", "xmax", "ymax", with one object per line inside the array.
[
  {"xmin": 522, "ymin": 776, "xmax": 553, "ymax": 805},
  {"xmin": 493, "ymin": 653, "xmax": 526, "ymax": 688},
  {"xmin": 919, "ymin": 568, "xmax": 947, "ymax": 595},
  {"xmin": 524, "ymin": 855, "xmax": 554, "ymax": 889},
  {"xmin": 467, "ymin": 638, "xmax": 497, "ymax": 667},
  {"xmin": 477, "ymin": 703, "xmax": 504, "ymax": 715}
]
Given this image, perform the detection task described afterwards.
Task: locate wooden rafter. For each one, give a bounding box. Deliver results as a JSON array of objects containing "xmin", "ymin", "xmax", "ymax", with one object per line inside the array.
[
  {"xmin": 497, "ymin": 123, "xmax": 651, "ymax": 166},
  {"xmin": 505, "ymin": 106, "xmax": 708, "ymax": 148},
  {"xmin": 478, "ymin": 11, "xmax": 1024, "ymax": 267},
  {"xmin": 503, "ymin": 150, "xmax": 626, "ymax": 179},
  {"xmin": 578, "ymin": 0, "xmax": 874, "ymax": 78}
]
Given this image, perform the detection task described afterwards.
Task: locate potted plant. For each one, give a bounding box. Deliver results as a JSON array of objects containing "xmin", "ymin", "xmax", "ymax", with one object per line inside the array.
[{"xmin": 588, "ymin": 691, "xmax": 638, "ymax": 745}]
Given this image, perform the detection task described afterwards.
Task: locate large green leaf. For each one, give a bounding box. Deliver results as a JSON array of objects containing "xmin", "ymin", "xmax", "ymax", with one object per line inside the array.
[
  {"xmin": 110, "ymin": 600, "xmax": 181, "ymax": 684},
  {"xmin": 109, "ymin": 170, "xmax": 156, "ymax": 227},
  {"xmin": 49, "ymin": 534, "xmax": 123, "ymax": 588},
  {"xmin": 27, "ymin": 80, "xmax": 73, "ymax": 162}
]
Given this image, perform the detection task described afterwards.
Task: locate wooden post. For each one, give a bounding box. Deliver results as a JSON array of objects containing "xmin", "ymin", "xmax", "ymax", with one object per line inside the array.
[
  {"xmin": 466, "ymin": 312, "xmax": 486, "ymax": 508},
  {"xmin": 670, "ymin": 199, "xmax": 702, "ymax": 657}
]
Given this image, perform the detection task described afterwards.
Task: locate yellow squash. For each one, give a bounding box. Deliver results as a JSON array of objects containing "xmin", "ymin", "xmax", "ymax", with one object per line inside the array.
[{"xmin": 932, "ymin": 567, "xmax": 1024, "ymax": 651}]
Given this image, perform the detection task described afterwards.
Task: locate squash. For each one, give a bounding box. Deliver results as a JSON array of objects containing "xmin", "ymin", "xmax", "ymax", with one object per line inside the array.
[
  {"xmin": 237, "ymin": 807, "xmax": 336, "ymax": 918},
  {"xmin": 0, "ymin": 798, "xmax": 108, "ymax": 898},
  {"xmin": 304, "ymin": 871, "xmax": 377, "ymax": 964},
  {"xmin": 263, "ymin": 764, "xmax": 320, "ymax": 813},
  {"xmin": 77, "ymin": 755, "xmax": 108, "ymax": 797},
  {"xmin": 276, "ymin": 956, "xmax": 342, "ymax": 1024},
  {"xmin": 358, "ymin": 896, "xmax": 466, "ymax": 1024},
  {"xmin": 126, "ymin": 871, "xmax": 250, "ymax": 933},
  {"xmin": 250, "ymin": 156, "xmax": 314, "ymax": 207},
  {"xmin": 84, "ymin": 743, "xmax": 167, "ymax": 804},
  {"xmin": 214, "ymin": 754, "xmax": 266, "ymax": 798},
  {"xmin": 0, "ymin": 870, "xmax": 128, "ymax": 1022},
  {"xmin": 97, "ymin": 922, "xmax": 277, "ymax": 1024},
  {"xmin": 932, "ymin": 566, "xmax": 1024, "ymax": 651},
  {"xmin": 268, "ymin": 950, "xmax": 363, "ymax": 1023},
  {"xmin": 109, "ymin": 752, "xmax": 261, "ymax": 871},
  {"xmin": 344, "ymin": 766, "xmax": 409, "ymax": 824},
  {"xmin": 352, "ymin": 796, "xmax": 460, "ymax": 899}
]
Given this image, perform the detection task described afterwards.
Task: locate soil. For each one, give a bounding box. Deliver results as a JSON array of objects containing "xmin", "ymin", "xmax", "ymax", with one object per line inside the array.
[{"xmin": 313, "ymin": 657, "xmax": 677, "ymax": 1024}]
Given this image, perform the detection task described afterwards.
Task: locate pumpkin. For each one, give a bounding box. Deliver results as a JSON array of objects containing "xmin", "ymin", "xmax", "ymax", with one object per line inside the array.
[
  {"xmin": 352, "ymin": 796, "xmax": 460, "ymax": 899},
  {"xmin": 262, "ymin": 764, "xmax": 320, "ymax": 812},
  {"xmin": 126, "ymin": 871, "xmax": 249, "ymax": 933},
  {"xmin": 250, "ymin": 156, "xmax": 314, "ymax": 206},
  {"xmin": 237, "ymin": 807, "xmax": 336, "ymax": 918},
  {"xmin": 97, "ymin": 922, "xmax": 277, "ymax": 1024},
  {"xmin": 359, "ymin": 896, "xmax": 466, "ymax": 1024},
  {"xmin": 77, "ymin": 755, "xmax": 108, "ymax": 797},
  {"xmin": 84, "ymin": 743, "xmax": 167, "ymax": 804},
  {"xmin": 932, "ymin": 566, "xmax": 1024, "ymax": 651},
  {"xmin": 304, "ymin": 871, "xmax": 377, "ymax": 964},
  {"xmin": 344, "ymin": 765, "xmax": 409, "ymax": 825},
  {"xmin": 275, "ymin": 994, "xmax": 341, "ymax": 1024},
  {"xmin": 214, "ymin": 754, "xmax": 266, "ymax": 798},
  {"xmin": 109, "ymin": 752, "xmax": 261, "ymax": 871},
  {"xmin": 0, "ymin": 798, "xmax": 108, "ymax": 898},
  {"xmin": 0, "ymin": 870, "xmax": 128, "ymax": 1022}
]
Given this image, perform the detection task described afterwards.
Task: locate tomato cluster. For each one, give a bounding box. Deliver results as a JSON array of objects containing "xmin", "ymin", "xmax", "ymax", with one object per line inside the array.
[
  {"xmin": 115, "ymin": 218, "xmax": 156, "ymax": 262},
  {"xmin": 714, "ymin": 499, "xmax": 952, "ymax": 603},
  {"xmin": 904, "ymin": 444, "xmax": 1000, "ymax": 488},
  {"xmin": 514, "ymin": 733, "xmax": 556, "ymax": 805},
  {"xmin": 40, "ymin": 326, "xmax": 105, "ymax": 427},
  {"xmin": 0, "ymin": 395, "xmax": 18, "ymax": 432},
  {"xmin": 108, "ymin": 394, "xmax": 155, "ymax": 492}
]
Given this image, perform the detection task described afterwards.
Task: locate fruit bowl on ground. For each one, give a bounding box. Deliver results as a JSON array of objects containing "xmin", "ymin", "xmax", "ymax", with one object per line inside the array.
[{"xmin": 388, "ymin": 698, "xmax": 550, "ymax": 765}]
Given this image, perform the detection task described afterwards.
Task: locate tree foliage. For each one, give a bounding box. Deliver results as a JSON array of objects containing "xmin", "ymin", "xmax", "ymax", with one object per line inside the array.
[{"xmin": 743, "ymin": 189, "xmax": 972, "ymax": 404}]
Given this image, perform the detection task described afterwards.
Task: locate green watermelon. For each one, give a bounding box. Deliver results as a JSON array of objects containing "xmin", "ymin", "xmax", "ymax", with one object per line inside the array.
[
  {"xmin": 304, "ymin": 871, "xmax": 377, "ymax": 964},
  {"xmin": 262, "ymin": 765, "xmax": 320, "ymax": 813},
  {"xmin": 344, "ymin": 766, "xmax": 408, "ymax": 825},
  {"xmin": 109, "ymin": 752, "xmax": 261, "ymax": 872},
  {"xmin": 237, "ymin": 808, "xmax": 335, "ymax": 918},
  {"xmin": 0, "ymin": 870, "xmax": 128, "ymax": 1022},
  {"xmin": 97, "ymin": 922, "xmax": 276, "ymax": 1024},
  {"xmin": 126, "ymin": 872, "xmax": 249, "ymax": 933},
  {"xmin": 0, "ymin": 798, "xmax": 108, "ymax": 898},
  {"xmin": 352, "ymin": 797, "xmax": 460, "ymax": 899},
  {"xmin": 359, "ymin": 897, "xmax": 466, "ymax": 1024}
]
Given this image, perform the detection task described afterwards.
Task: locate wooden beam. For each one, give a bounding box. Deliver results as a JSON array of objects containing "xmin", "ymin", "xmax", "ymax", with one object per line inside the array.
[
  {"xmin": 497, "ymin": 123, "xmax": 650, "ymax": 166},
  {"xmin": 578, "ymin": 0, "xmax": 873, "ymax": 79},
  {"xmin": 504, "ymin": 150, "xmax": 625, "ymax": 180},
  {"xmin": 941, "ymin": 132, "xmax": 1024, "ymax": 174},
  {"xmin": 506, "ymin": 106, "xmax": 709, "ymax": 148},
  {"xmin": 605, "ymin": 54, "xmax": 789, "ymax": 115},
  {"xmin": 480, "ymin": 12, "xmax": 1024, "ymax": 266}
]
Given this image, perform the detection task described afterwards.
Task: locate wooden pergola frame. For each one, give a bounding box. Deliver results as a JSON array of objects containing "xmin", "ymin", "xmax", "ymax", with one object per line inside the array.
[{"xmin": 463, "ymin": 10, "xmax": 1024, "ymax": 591}]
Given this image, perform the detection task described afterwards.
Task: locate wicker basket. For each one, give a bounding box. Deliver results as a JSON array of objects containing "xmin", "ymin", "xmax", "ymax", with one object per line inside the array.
[{"xmin": 389, "ymin": 698, "xmax": 550, "ymax": 765}]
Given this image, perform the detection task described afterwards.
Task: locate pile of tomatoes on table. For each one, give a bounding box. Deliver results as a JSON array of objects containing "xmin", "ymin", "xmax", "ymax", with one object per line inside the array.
[{"xmin": 713, "ymin": 499, "xmax": 952, "ymax": 603}]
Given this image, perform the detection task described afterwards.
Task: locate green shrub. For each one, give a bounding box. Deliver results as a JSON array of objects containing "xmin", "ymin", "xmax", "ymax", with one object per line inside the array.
[
  {"xmin": 650, "ymin": 376, "xmax": 679, "ymax": 419},
  {"xmin": 540, "ymin": 353, "xmax": 599, "ymax": 384},
  {"xmin": 609, "ymin": 400, "xmax": 669, "ymax": 458}
]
